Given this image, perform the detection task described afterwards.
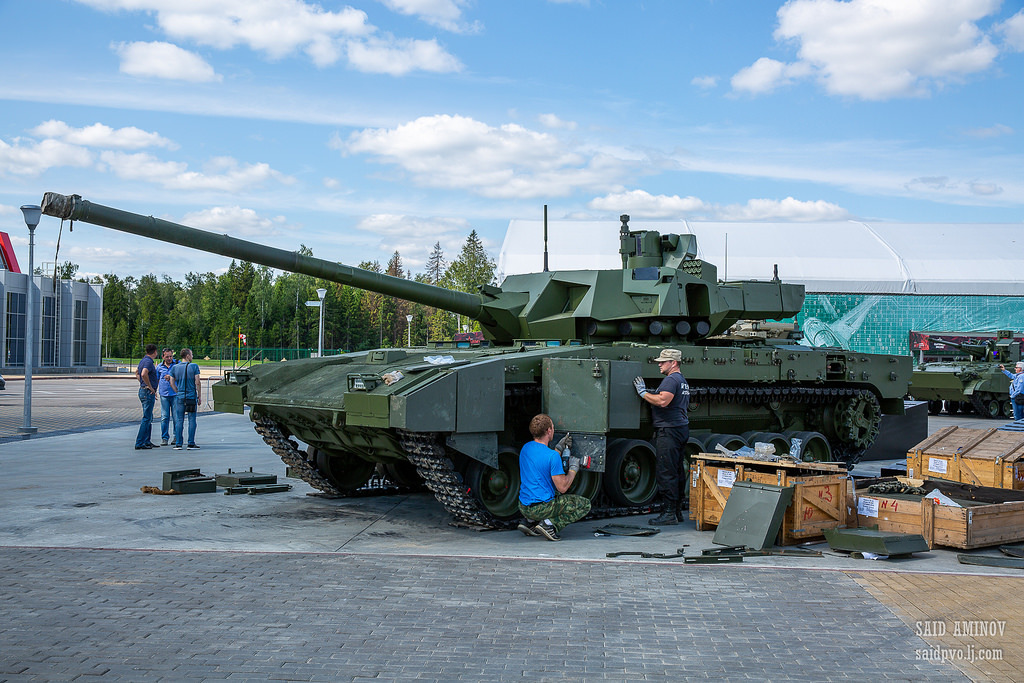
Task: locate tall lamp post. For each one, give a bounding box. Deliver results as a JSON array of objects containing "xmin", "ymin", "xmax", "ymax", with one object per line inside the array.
[
  {"xmin": 305, "ymin": 288, "xmax": 327, "ymax": 357},
  {"xmin": 18, "ymin": 205, "xmax": 41, "ymax": 435},
  {"xmin": 406, "ymin": 314, "xmax": 413, "ymax": 347}
]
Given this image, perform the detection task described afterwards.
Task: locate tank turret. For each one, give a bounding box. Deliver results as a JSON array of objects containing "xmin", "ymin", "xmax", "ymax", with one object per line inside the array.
[{"xmin": 41, "ymin": 193, "xmax": 802, "ymax": 345}]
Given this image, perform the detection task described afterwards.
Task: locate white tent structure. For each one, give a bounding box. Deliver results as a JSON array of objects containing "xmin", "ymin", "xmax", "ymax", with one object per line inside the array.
[{"xmin": 497, "ymin": 219, "xmax": 1024, "ymax": 296}]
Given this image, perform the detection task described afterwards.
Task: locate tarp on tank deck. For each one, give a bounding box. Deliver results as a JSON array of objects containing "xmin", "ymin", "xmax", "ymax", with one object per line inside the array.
[{"xmin": 497, "ymin": 219, "xmax": 1024, "ymax": 296}]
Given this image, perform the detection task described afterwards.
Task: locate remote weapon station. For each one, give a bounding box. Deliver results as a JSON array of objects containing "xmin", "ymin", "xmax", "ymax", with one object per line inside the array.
[{"xmin": 40, "ymin": 192, "xmax": 911, "ymax": 527}]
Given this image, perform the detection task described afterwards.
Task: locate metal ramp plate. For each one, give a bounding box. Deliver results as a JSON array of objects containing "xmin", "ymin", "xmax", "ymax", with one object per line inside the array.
[
  {"xmin": 824, "ymin": 528, "xmax": 930, "ymax": 555},
  {"xmin": 712, "ymin": 481, "xmax": 794, "ymax": 550}
]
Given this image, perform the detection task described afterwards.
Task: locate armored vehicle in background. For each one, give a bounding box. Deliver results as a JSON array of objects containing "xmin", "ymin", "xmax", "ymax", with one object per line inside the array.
[
  {"xmin": 40, "ymin": 192, "xmax": 911, "ymax": 528},
  {"xmin": 909, "ymin": 331, "xmax": 1021, "ymax": 418}
]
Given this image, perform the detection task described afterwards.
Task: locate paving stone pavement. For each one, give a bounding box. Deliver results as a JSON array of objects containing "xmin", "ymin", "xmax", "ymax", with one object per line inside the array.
[{"xmin": 0, "ymin": 547, "xmax": 964, "ymax": 682}]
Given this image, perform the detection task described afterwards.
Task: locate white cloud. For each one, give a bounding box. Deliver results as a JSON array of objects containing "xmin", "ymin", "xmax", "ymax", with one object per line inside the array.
[
  {"xmin": 76, "ymin": 1, "xmax": 461, "ymax": 74},
  {"xmin": 999, "ymin": 10, "xmax": 1024, "ymax": 51},
  {"xmin": 181, "ymin": 205, "xmax": 288, "ymax": 236},
  {"xmin": 99, "ymin": 151, "xmax": 294, "ymax": 192},
  {"xmin": 964, "ymin": 123, "xmax": 1013, "ymax": 138},
  {"xmin": 538, "ymin": 113, "xmax": 577, "ymax": 130},
  {"xmin": 379, "ymin": 0, "xmax": 480, "ymax": 33},
  {"xmin": 0, "ymin": 138, "xmax": 93, "ymax": 176},
  {"xmin": 731, "ymin": 58, "xmax": 810, "ymax": 96},
  {"xmin": 114, "ymin": 41, "xmax": 221, "ymax": 82},
  {"xmin": 589, "ymin": 190, "xmax": 710, "ymax": 218},
  {"xmin": 346, "ymin": 36, "xmax": 463, "ymax": 75},
  {"xmin": 691, "ymin": 75, "xmax": 718, "ymax": 89},
  {"xmin": 969, "ymin": 182, "xmax": 1002, "ymax": 196},
  {"xmin": 715, "ymin": 197, "xmax": 850, "ymax": 221},
  {"xmin": 343, "ymin": 114, "xmax": 638, "ymax": 198},
  {"xmin": 354, "ymin": 213, "xmax": 470, "ymax": 268},
  {"xmin": 29, "ymin": 120, "xmax": 177, "ymax": 150},
  {"xmin": 733, "ymin": 0, "xmax": 1001, "ymax": 100}
]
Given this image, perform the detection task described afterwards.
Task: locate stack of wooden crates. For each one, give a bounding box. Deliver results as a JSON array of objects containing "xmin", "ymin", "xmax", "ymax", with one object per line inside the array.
[
  {"xmin": 856, "ymin": 426, "xmax": 1024, "ymax": 549},
  {"xmin": 689, "ymin": 454, "xmax": 849, "ymax": 545}
]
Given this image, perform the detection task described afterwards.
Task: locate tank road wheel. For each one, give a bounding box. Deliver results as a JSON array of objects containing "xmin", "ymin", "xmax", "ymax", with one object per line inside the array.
[
  {"xmin": 971, "ymin": 393, "xmax": 1002, "ymax": 419},
  {"xmin": 313, "ymin": 448, "xmax": 375, "ymax": 493},
  {"xmin": 927, "ymin": 400, "xmax": 943, "ymax": 415},
  {"xmin": 945, "ymin": 400, "xmax": 961, "ymax": 415},
  {"xmin": 465, "ymin": 450, "xmax": 521, "ymax": 521},
  {"xmin": 1002, "ymin": 400, "xmax": 1015, "ymax": 419},
  {"xmin": 380, "ymin": 461, "xmax": 423, "ymax": 488},
  {"xmin": 602, "ymin": 439, "xmax": 658, "ymax": 507},
  {"xmin": 785, "ymin": 431, "xmax": 832, "ymax": 462},
  {"xmin": 568, "ymin": 470, "xmax": 602, "ymax": 502},
  {"xmin": 742, "ymin": 431, "xmax": 791, "ymax": 455},
  {"xmin": 703, "ymin": 434, "xmax": 747, "ymax": 453}
]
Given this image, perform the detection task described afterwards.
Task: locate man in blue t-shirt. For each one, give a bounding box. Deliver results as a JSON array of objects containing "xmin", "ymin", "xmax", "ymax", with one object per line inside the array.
[
  {"xmin": 170, "ymin": 347, "xmax": 202, "ymax": 450},
  {"xmin": 517, "ymin": 413, "xmax": 591, "ymax": 541},
  {"xmin": 633, "ymin": 348, "xmax": 690, "ymax": 525},
  {"xmin": 156, "ymin": 347, "xmax": 178, "ymax": 446},
  {"xmin": 134, "ymin": 343, "xmax": 159, "ymax": 450}
]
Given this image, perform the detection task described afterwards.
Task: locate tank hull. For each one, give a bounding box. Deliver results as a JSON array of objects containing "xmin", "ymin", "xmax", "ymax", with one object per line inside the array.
[
  {"xmin": 909, "ymin": 363, "xmax": 1014, "ymax": 418},
  {"xmin": 215, "ymin": 340, "xmax": 910, "ymax": 525}
]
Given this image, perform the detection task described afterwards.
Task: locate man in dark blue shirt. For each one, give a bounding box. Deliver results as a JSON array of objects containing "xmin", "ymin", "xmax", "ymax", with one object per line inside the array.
[
  {"xmin": 134, "ymin": 343, "xmax": 159, "ymax": 450},
  {"xmin": 633, "ymin": 348, "xmax": 690, "ymax": 525}
]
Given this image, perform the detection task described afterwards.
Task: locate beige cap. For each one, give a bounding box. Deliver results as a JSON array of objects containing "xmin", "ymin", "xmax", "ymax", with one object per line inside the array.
[{"xmin": 654, "ymin": 348, "xmax": 682, "ymax": 362}]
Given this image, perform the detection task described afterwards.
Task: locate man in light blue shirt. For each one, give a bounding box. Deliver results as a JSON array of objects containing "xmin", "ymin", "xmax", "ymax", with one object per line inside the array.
[
  {"xmin": 170, "ymin": 348, "xmax": 202, "ymax": 449},
  {"xmin": 156, "ymin": 348, "xmax": 178, "ymax": 446},
  {"xmin": 1000, "ymin": 361, "xmax": 1024, "ymax": 421}
]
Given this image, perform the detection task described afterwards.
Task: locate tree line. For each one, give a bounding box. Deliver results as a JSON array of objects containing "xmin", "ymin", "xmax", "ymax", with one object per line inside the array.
[{"xmin": 86, "ymin": 231, "xmax": 496, "ymax": 359}]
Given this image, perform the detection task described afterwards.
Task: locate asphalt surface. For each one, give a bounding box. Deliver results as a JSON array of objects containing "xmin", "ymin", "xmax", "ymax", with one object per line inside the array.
[{"xmin": 0, "ymin": 377, "xmax": 1020, "ymax": 681}]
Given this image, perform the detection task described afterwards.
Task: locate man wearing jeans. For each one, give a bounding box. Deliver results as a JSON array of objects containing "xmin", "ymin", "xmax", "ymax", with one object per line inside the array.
[
  {"xmin": 156, "ymin": 348, "xmax": 178, "ymax": 446},
  {"xmin": 170, "ymin": 347, "xmax": 202, "ymax": 450},
  {"xmin": 134, "ymin": 343, "xmax": 159, "ymax": 450}
]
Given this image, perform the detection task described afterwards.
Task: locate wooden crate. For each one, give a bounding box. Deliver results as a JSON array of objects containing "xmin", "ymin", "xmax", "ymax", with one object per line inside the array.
[
  {"xmin": 906, "ymin": 426, "xmax": 1024, "ymax": 489},
  {"xmin": 855, "ymin": 478, "xmax": 1024, "ymax": 549},
  {"xmin": 689, "ymin": 454, "xmax": 849, "ymax": 545}
]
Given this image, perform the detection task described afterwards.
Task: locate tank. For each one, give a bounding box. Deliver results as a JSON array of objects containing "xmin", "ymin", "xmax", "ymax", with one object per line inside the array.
[
  {"xmin": 40, "ymin": 192, "xmax": 912, "ymax": 527},
  {"xmin": 908, "ymin": 331, "xmax": 1021, "ymax": 418}
]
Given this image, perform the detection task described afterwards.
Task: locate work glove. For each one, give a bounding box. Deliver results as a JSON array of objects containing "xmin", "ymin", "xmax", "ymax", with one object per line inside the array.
[
  {"xmin": 633, "ymin": 376, "xmax": 648, "ymax": 397},
  {"xmin": 554, "ymin": 433, "xmax": 572, "ymax": 454},
  {"xmin": 566, "ymin": 453, "xmax": 582, "ymax": 473}
]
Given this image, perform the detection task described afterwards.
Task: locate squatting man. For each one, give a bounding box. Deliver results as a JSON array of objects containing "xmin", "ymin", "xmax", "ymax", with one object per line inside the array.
[{"xmin": 517, "ymin": 414, "xmax": 591, "ymax": 541}]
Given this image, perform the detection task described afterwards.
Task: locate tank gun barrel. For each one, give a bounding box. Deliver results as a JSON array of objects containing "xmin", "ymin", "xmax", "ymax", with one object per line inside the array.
[
  {"xmin": 40, "ymin": 192, "xmax": 485, "ymax": 321},
  {"xmin": 932, "ymin": 337, "xmax": 992, "ymax": 360}
]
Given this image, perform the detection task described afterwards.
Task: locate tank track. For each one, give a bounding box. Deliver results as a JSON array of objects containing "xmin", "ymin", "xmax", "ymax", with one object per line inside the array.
[
  {"xmin": 398, "ymin": 430, "xmax": 661, "ymax": 530},
  {"xmin": 253, "ymin": 415, "xmax": 342, "ymax": 495},
  {"xmin": 688, "ymin": 384, "xmax": 880, "ymax": 465}
]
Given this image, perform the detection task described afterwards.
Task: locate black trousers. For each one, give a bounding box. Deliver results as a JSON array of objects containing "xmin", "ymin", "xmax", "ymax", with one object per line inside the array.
[{"xmin": 654, "ymin": 425, "xmax": 690, "ymax": 507}]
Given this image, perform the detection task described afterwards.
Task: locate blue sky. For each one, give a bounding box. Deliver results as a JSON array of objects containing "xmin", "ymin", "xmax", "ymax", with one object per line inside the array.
[{"xmin": 1, "ymin": 0, "xmax": 1022, "ymax": 281}]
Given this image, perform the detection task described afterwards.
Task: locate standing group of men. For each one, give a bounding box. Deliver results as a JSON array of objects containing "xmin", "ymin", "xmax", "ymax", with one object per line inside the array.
[
  {"xmin": 517, "ymin": 348, "xmax": 690, "ymax": 541},
  {"xmin": 135, "ymin": 343, "xmax": 202, "ymax": 451}
]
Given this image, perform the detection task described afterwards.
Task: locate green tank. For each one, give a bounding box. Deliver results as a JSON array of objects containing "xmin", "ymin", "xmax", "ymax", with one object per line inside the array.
[
  {"xmin": 40, "ymin": 192, "xmax": 911, "ymax": 527},
  {"xmin": 909, "ymin": 331, "xmax": 1021, "ymax": 418}
]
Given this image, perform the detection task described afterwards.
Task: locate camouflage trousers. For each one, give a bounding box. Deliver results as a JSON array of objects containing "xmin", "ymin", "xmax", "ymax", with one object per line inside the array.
[{"xmin": 519, "ymin": 494, "xmax": 591, "ymax": 532}]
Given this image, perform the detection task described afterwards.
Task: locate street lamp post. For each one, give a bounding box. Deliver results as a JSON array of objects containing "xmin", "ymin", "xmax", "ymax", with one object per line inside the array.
[
  {"xmin": 406, "ymin": 314, "xmax": 413, "ymax": 347},
  {"xmin": 305, "ymin": 288, "xmax": 327, "ymax": 357},
  {"xmin": 18, "ymin": 205, "xmax": 41, "ymax": 435},
  {"xmin": 317, "ymin": 288, "xmax": 326, "ymax": 357}
]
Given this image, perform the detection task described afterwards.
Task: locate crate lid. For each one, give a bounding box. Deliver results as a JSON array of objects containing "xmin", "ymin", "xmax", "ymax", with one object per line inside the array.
[{"xmin": 909, "ymin": 426, "xmax": 1024, "ymax": 462}]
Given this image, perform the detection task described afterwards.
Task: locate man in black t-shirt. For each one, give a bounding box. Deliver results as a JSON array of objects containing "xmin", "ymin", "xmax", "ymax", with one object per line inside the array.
[{"xmin": 633, "ymin": 348, "xmax": 690, "ymax": 525}]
